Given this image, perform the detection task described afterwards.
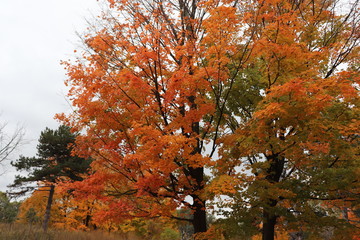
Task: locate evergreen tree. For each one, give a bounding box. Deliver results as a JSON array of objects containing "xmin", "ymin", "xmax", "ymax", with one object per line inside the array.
[
  {"xmin": 0, "ymin": 192, "xmax": 19, "ymax": 223},
  {"xmin": 10, "ymin": 125, "xmax": 91, "ymax": 231}
]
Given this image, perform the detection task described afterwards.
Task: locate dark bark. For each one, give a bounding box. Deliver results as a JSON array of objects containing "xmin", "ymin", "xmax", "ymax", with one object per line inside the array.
[
  {"xmin": 187, "ymin": 94, "xmax": 207, "ymax": 235},
  {"xmin": 190, "ymin": 167, "xmax": 207, "ymax": 235},
  {"xmin": 42, "ymin": 185, "xmax": 55, "ymax": 231},
  {"xmin": 85, "ymin": 214, "xmax": 91, "ymax": 227},
  {"xmin": 84, "ymin": 205, "xmax": 92, "ymax": 227},
  {"xmin": 261, "ymin": 154, "xmax": 284, "ymax": 240},
  {"xmin": 192, "ymin": 195, "xmax": 207, "ymax": 234},
  {"xmin": 262, "ymin": 205, "xmax": 277, "ymax": 240}
]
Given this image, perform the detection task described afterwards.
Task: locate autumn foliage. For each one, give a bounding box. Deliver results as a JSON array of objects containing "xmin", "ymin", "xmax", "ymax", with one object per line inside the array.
[{"xmin": 56, "ymin": 0, "xmax": 359, "ymax": 239}]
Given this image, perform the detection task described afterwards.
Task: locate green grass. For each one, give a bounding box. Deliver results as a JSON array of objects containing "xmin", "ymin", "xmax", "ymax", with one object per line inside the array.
[{"xmin": 0, "ymin": 223, "xmax": 141, "ymax": 240}]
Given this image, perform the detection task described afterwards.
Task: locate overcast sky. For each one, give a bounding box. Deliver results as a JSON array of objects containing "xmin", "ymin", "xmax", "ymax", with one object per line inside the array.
[{"xmin": 0, "ymin": 0, "xmax": 101, "ymax": 191}]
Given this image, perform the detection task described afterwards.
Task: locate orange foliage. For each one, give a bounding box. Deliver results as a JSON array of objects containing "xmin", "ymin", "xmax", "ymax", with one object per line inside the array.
[
  {"xmin": 17, "ymin": 186, "xmax": 102, "ymax": 231},
  {"xmin": 215, "ymin": 0, "xmax": 359, "ymax": 238},
  {"xmin": 57, "ymin": 0, "xmax": 359, "ymax": 238},
  {"xmin": 57, "ymin": 0, "xmax": 247, "ymax": 234}
]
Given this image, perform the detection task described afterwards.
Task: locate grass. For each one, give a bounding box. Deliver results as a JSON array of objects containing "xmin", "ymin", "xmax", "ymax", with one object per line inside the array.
[{"xmin": 0, "ymin": 223, "xmax": 141, "ymax": 240}]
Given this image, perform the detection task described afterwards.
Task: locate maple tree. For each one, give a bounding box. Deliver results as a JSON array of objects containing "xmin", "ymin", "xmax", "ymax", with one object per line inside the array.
[
  {"xmin": 57, "ymin": 0, "xmax": 254, "ymax": 236},
  {"xmin": 214, "ymin": 0, "xmax": 360, "ymax": 239},
  {"xmin": 219, "ymin": 75, "xmax": 359, "ymax": 239},
  {"xmin": 17, "ymin": 185, "xmax": 99, "ymax": 231},
  {"xmin": 58, "ymin": 0, "xmax": 359, "ymax": 239},
  {"xmin": 17, "ymin": 185, "xmax": 183, "ymax": 239},
  {"xmin": 10, "ymin": 125, "xmax": 91, "ymax": 231},
  {"xmin": 17, "ymin": 186, "xmax": 53, "ymax": 226}
]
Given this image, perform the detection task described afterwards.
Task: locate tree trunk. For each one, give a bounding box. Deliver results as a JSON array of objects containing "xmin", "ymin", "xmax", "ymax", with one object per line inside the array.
[
  {"xmin": 188, "ymin": 96, "xmax": 207, "ymax": 236},
  {"xmin": 190, "ymin": 166, "xmax": 207, "ymax": 237},
  {"xmin": 261, "ymin": 154, "xmax": 284, "ymax": 240},
  {"xmin": 262, "ymin": 208, "xmax": 277, "ymax": 240},
  {"xmin": 192, "ymin": 195, "xmax": 207, "ymax": 234},
  {"xmin": 42, "ymin": 185, "xmax": 55, "ymax": 231},
  {"xmin": 85, "ymin": 213, "xmax": 91, "ymax": 227}
]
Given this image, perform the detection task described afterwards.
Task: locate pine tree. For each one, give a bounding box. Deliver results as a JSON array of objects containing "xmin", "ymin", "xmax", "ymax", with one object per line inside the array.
[{"xmin": 10, "ymin": 125, "xmax": 91, "ymax": 231}]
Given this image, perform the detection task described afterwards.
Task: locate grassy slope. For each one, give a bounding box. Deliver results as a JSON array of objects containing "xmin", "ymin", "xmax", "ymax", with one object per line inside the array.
[{"xmin": 0, "ymin": 223, "xmax": 141, "ymax": 240}]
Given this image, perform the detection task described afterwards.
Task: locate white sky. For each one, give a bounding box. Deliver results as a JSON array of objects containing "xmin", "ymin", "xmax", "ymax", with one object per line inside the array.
[{"xmin": 0, "ymin": 0, "xmax": 101, "ymax": 192}]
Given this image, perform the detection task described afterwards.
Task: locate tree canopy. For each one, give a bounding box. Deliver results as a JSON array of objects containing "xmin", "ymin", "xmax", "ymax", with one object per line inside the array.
[
  {"xmin": 57, "ymin": 0, "xmax": 360, "ymax": 239},
  {"xmin": 11, "ymin": 125, "xmax": 91, "ymax": 190}
]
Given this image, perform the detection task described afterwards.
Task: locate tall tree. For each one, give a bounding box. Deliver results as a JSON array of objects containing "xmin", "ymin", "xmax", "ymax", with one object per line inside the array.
[
  {"xmin": 10, "ymin": 125, "xmax": 91, "ymax": 231},
  {"xmin": 215, "ymin": 0, "xmax": 360, "ymax": 239},
  {"xmin": 58, "ymin": 0, "xmax": 359, "ymax": 239},
  {"xmin": 57, "ymin": 0, "xmax": 253, "ymax": 236},
  {"xmin": 220, "ymin": 74, "xmax": 359, "ymax": 239}
]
